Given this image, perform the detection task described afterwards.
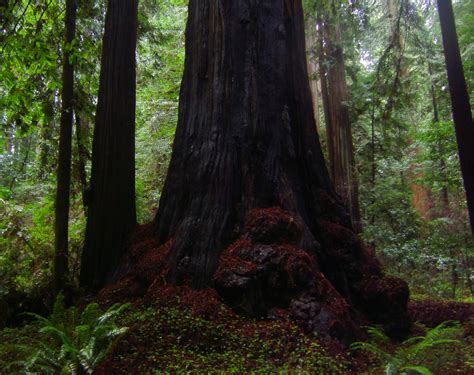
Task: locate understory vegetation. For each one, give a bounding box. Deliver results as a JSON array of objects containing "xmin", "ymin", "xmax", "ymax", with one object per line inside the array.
[
  {"xmin": 1, "ymin": 294, "xmax": 473, "ymax": 374},
  {"xmin": 0, "ymin": 0, "xmax": 473, "ymax": 373}
]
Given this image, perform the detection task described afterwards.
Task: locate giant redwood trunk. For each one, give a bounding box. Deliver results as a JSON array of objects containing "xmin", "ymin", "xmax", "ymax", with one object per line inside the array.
[
  {"xmin": 80, "ymin": 0, "xmax": 138, "ymax": 291},
  {"xmin": 153, "ymin": 0, "xmax": 409, "ymax": 341}
]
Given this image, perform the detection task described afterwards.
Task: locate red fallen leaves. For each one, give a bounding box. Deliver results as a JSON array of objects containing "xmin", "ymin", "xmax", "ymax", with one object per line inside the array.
[
  {"xmin": 212, "ymin": 238, "xmax": 258, "ymax": 285},
  {"xmin": 318, "ymin": 219, "xmax": 360, "ymax": 249},
  {"xmin": 244, "ymin": 207, "xmax": 303, "ymax": 244},
  {"xmin": 133, "ymin": 239, "xmax": 172, "ymax": 286},
  {"xmin": 77, "ymin": 207, "xmax": 474, "ymax": 375},
  {"xmin": 317, "ymin": 219, "xmax": 382, "ymax": 278},
  {"xmin": 212, "ymin": 207, "xmax": 359, "ymax": 343},
  {"xmin": 409, "ymin": 300, "xmax": 474, "ymax": 328},
  {"xmin": 97, "ymin": 276, "xmax": 146, "ymax": 306},
  {"xmin": 96, "ymin": 226, "xmax": 172, "ymax": 307},
  {"xmin": 352, "ymin": 274, "xmax": 410, "ymax": 340},
  {"xmin": 356, "ymin": 275, "xmax": 410, "ymax": 308},
  {"xmin": 97, "ymin": 205, "xmax": 410, "ymax": 346},
  {"xmin": 126, "ymin": 223, "xmax": 160, "ymax": 261},
  {"xmin": 144, "ymin": 284, "xmax": 236, "ymax": 321}
]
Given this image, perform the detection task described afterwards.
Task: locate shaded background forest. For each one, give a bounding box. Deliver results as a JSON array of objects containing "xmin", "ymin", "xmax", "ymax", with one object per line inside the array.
[{"xmin": 0, "ymin": 0, "xmax": 473, "ymax": 316}]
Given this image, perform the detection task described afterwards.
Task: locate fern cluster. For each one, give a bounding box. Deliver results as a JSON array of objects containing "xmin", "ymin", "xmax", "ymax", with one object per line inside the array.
[
  {"xmin": 7, "ymin": 294, "xmax": 129, "ymax": 374},
  {"xmin": 350, "ymin": 321, "xmax": 462, "ymax": 375}
]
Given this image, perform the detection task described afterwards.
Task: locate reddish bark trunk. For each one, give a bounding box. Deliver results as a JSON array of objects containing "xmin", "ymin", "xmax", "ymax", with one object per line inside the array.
[{"xmin": 80, "ymin": 0, "xmax": 138, "ymax": 291}]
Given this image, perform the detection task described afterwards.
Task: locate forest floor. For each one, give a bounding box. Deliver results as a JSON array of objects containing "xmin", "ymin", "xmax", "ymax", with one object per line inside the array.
[
  {"xmin": 1, "ymin": 292, "xmax": 473, "ymax": 373},
  {"xmin": 1, "ymin": 293, "xmax": 473, "ymax": 374},
  {"xmin": 92, "ymin": 291, "xmax": 474, "ymax": 374},
  {"xmin": 0, "ymin": 223, "xmax": 473, "ymax": 374}
]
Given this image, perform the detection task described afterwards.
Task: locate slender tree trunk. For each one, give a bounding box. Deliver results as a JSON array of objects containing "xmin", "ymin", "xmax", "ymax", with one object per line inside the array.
[
  {"xmin": 409, "ymin": 155, "xmax": 432, "ymax": 220},
  {"xmin": 318, "ymin": 10, "xmax": 362, "ymax": 232},
  {"xmin": 153, "ymin": 0, "xmax": 409, "ymax": 340},
  {"xmin": 428, "ymin": 62, "xmax": 440, "ymax": 124},
  {"xmin": 305, "ymin": 16, "xmax": 321, "ymax": 132},
  {"xmin": 437, "ymin": 0, "xmax": 474, "ymax": 236},
  {"xmin": 317, "ymin": 16, "xmax": 333, "ymax": 157},
  {"xmin": 54, "ymin": 0, "xmax": 77, "ymax": 294},
  {"xmin": 80, "ymin": 0, "xmax": 138, "ymax": 291},
  {"xmin": 440, "ymin": 158, "xmax": 450, "ymax": 215},
  {"xmin": 38, "ymin": 95, "xmax": 55, "ymax": 179},
  {"xmin": 75, "ymin": 112, "xmax": 89, "ymax": 211}
]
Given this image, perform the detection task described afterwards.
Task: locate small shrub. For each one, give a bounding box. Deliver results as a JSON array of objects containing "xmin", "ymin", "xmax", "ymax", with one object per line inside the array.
[{"xmin": 8, "ymin": 294, "xmax": 129, "ymax": 374}]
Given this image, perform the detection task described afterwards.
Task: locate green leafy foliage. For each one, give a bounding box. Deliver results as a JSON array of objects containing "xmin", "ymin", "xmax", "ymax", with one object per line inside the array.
[
  {"xmin": 336, "ymin": 0, "xmax": 474, "ymax": 300},
  {"xmin": 4, "ymin": 294, "xmax": 129, "ymax": 374},
  {"xmin": 350, "ymin": 322, "xmax": 462, "ymax": 375},
  {"xmin": 135, "ymin": 0, "xmax": 187, "ymax": 223}
]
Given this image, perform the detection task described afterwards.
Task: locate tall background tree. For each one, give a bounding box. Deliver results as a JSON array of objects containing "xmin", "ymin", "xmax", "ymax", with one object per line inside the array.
[
  {"xmin": 80, "ymin": 0, "xmax": 139, "ymax": 291},
  {"xmin": 313, "ymin": 0, "xmax": 362, "ymax": 232},
  {"xmin": 437, "ymin": 0, "xmax": 474, "ymax": 236},
  {"xmin": 54, "ymin": 0, "xmax": 77, "ymax": 294}
]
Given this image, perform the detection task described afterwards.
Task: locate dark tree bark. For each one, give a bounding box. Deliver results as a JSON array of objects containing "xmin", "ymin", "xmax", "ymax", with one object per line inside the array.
[
  {"xmin": 437, "ymin": 0, "xmax": 474, "ymax": 236},
  {"xmin": 80, "ymin": 0, "xmax": 138, "ymax": 291},
  {"xmin": 153, "ymin": 0, "xmax": 409, "ymax": 340},
  {"xmin": 75, "ymin": 112, "xmax": 90, "ymax": 211},
  {"xmin": 54, "ymin": 0, "xmax": 77, "ymax": 293},
  {"xmin": 38, "ymin": 94, "xmax": 56, "ymax": 179},
  {"xmin": 156, "ymin": 0, "xmax": 335, "ymax": 286},
  {"xmin": 318, "ymin": 12, "xmax": 362, "ymax": 233}
]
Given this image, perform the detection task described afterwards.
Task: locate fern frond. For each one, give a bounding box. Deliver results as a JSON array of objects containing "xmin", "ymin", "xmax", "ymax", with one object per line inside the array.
[
  {"xmin": 11, "ymin": 301, "xmax": 130, "ymax": 375},
  {"xmin": 78, "ymin": 337, "xmax": 97, "ymax": 374},
  {"xmin": 51, "ymin": 292, "xmax": 66, "ymax": 326},
  {"xmin": 81, "ymin": 303, "xmax": 100, "ymax": 326},
  {"xmin": 366, "ymin": 326, "xmax": 391, "ymax": 344},
  {"xmin": 424, "ymin": 321, "xmax": 462, "ymax": 341},
  {"xmin": 402, "ymin": 336, "xmax": 425, "ymax": 346},
  {"xmin": 350, "ymin": 341, "xmax": 393, "ymax": 363},
  {"xmin": 401, "ymin": 365, "xmax": 433, "ymax": 375},
  {"xmin": 96, "ymin": 303, "xmax": 130, "ymax": 325},
  {"xmin": 25, "ymin": 312, "xmax": 53, "ymax": 326},
  {"xmin": 39, "ymin": 326, "xmax": 74, "ymax": 348},
  {"xmin": 75, "ymin": 324, "xmax": 93, "ymax": 348},
  {"xmin": 106, "ymin": 326, "xmax": 128, "ymax": 338},
  {"xmin": 408, "ymin": 322, "xmax": 461, "ymax": 360}
]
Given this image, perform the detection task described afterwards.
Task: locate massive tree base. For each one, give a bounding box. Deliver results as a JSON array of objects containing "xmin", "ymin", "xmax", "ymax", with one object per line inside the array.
[
  {"xmin": 98, "ymin": 0, "xmax": 410, "ymax": 344},
  {"xmin": 99, "ymin": 206, "xmax": 410, "ymax": 344}
]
